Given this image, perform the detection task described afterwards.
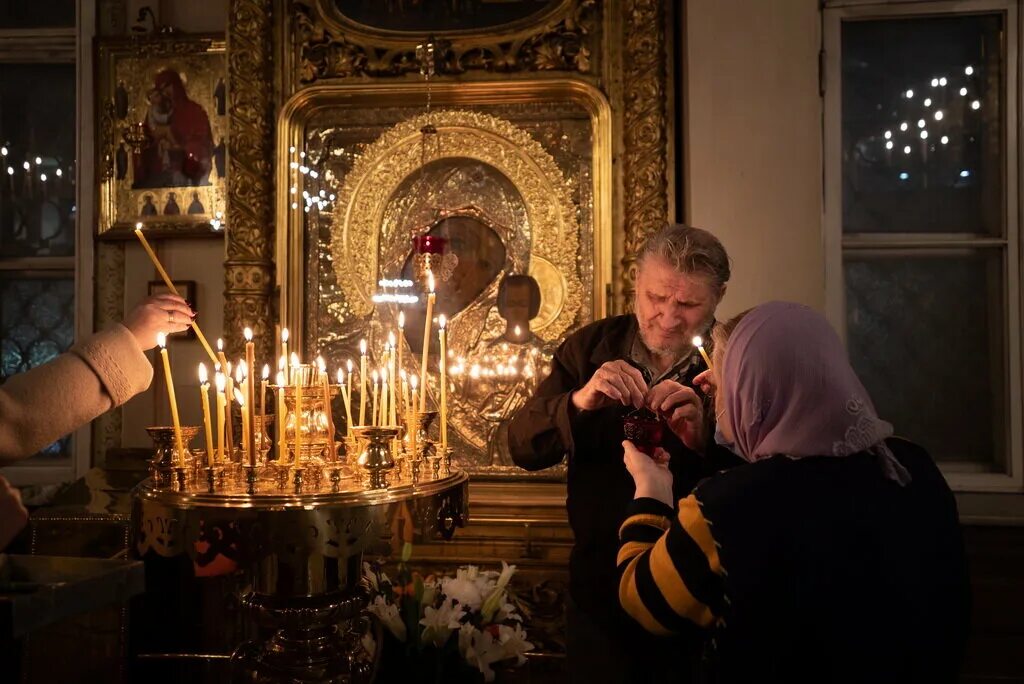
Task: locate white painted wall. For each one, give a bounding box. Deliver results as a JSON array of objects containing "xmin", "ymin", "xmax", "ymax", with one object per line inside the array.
[{"xmin": 684, "ymin": 0, "xmax": 824, "ymax": 319}]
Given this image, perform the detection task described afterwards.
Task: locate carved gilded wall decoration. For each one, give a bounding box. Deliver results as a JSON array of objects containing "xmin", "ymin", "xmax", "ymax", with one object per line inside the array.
[
  {"xmin": 288, "ymin": 0, "xmax": 598, "ymax": 86},
  {"xmin": 620, "ymin": 0, "xmax": 670, "ymax": 310},
  {"xmin": 92, "ymin": 242, "xmax": 126, "ymax": 464},
  {"xmin": 226, "ymin": 0, "xmax": 276, "ymax": 362}
]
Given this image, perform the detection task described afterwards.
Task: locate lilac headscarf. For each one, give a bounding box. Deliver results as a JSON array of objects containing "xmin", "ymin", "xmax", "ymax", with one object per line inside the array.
[{"xmin": 721, "ymin": 302, "xmax": 910, "ymax": 485}]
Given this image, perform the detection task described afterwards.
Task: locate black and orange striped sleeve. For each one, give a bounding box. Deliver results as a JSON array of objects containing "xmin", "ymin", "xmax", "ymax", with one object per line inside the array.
[{"xmin": 617, "ymin": 494, "xmax": 726, "ymax": 635}]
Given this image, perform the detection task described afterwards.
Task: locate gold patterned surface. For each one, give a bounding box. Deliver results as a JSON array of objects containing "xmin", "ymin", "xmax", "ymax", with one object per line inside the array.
[
  {"xmin": 331, "ymin": 109, "xmax": 583, "ymax": 344},
  {"xmin": 96, "ymin": 36, "xmax": 228, "ymax": 237},
  {"xmin": 289, "ymin": 0, "xmax": 598, "ymax": 87},
  {"xmin": 619, "ymin": 0, "xmax": 670, "ymax": 310},
  {"xmin": 225, "ymin": 0, "xmax": 275, "ymax": 362}
]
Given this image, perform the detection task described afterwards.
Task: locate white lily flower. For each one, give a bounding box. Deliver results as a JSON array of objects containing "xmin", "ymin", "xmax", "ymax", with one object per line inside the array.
[
  {"xmin": 366, "ymin": 595, "xmax": 406, "ymax": 642},
  {"xmin": 419, "ymin": 598, "xmax": 466, "ymax": 647}
]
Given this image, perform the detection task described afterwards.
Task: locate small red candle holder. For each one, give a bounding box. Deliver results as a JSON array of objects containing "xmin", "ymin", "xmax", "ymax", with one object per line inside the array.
[
  {"xmin": 622, "ymin": 408, "xmax": 664, "ymax": 457},
  {"xmin": 412, "ymin": 234, "xmax": 447, "ymax": 255}
]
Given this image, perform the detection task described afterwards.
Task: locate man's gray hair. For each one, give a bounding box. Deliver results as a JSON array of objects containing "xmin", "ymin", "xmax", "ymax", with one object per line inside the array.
[{"xmin": 636, "ymin": 224, "xmax": 731, "ymax": 291}]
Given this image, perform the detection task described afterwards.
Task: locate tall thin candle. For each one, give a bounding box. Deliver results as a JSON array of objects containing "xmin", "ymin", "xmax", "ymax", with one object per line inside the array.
[
  {"xmin": 371, "ymin": 369, "xmax": 379, "ymax": 427},
  {"xmin": 359, "ymin": 339, "xmax": 368, "ymax": 425},
  {"xmin": 317, "ymin": 356, "xmax": 335, "ymax": 444},
  {"xmin": 292, "ymin": 356, "xmax": 303, "ymax": 463},
  {"xmin": 419, "ymin": 273, "xmax": 435, "ymax": 411},
  {"xmin": 215, "ymin": 372, "xmax": 226, "ymax": 462},
  {"xmin": 157, "ymin": 333, "xmax": 185, "ymax": 466},
  {"xmin": 275, "ymin": 371, "xmax": 287, "ymax": 462},
  {"xmin": 234, "ymin": 389, "xmax": 249, "ymax": 469},
  {"xmin": 260, "ymin": 364, "xmax": 269, "ymax": 454},
  {"xmin": 244, "ymin": 328, "xmax": 256, "ymax": 467},
  {"xmin": 198, "ymin": 363, "xmax": 215, "ymax": 467},
  {"xmin": 236, "ymin": 363, "xmax": 249, "ymax": 460},
  {"xmin": 281, "ymin": 328, "xmax": 290, "ymax": 383},
  {"xmin": 338, "ymin": 369, "xmax": 353, "ymax": 436},
  {"xmin": 439, "ymin": 315, "xmax": 448, "ymax": 452}
]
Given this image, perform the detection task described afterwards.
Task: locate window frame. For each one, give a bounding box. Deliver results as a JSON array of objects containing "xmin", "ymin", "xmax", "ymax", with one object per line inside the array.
[
  {"xmin": 824, "ymin": 0, "xmax": 1023, "ymax": 492},
  {"xmin": 0, "ymin": 1, "xmax": 95, "ymax": 486}
]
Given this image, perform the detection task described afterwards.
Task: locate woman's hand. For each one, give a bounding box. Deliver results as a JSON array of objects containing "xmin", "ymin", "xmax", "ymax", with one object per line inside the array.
[
  {"xmin": 0, "ymin": 476, "xmax": 28, "ymax": 551},
  {"xmin": 647, "ymin": 379, "xmax": 707, "ymax": 452},
  {"xmin": 693, "ymin": 369, "xmax": 716, "ymax": 398},
  {"xmin": 622, "ymin": 440, "xmax": 674, "ymax": 507},
  {"xmin": 123, "ymin": 294, "xmax": 194, "ymax": 351}
]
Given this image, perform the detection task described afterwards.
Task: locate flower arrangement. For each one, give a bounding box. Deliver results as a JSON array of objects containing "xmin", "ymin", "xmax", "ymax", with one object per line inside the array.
[{"xmin": 363, "ymin": 543, "xmax": 534, "ymax": 682}]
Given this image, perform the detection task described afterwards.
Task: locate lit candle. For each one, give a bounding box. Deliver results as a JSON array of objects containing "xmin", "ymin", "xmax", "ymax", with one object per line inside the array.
[
  {"xmin": 408, "ymin": 374, "xmax": 419, "ymax": 455},
  {"xmin": 317, "ymin": 355, "xmax": 335, "ymax": 444},
  {"xmin": 236, "ymin": 362, "xmax": 250, "ymax": 462},
  {"xmin": 692, "ymin": 336, "xmax": 713, "ymax": 371},
  {"xmin": 371, "ymin": 369, "xmax": 379, "ymax": 427},
  {"xmin": 281, "ymin": 328, "xmax": 290, "ymax": 383},
  {"xmin": 244, "ymin": 328, "xmax": 256, "ymax": 467},
  {"xmin": 419, "ymin": 273, "xmax": 435, "ymax": 411},
  {"xmin": 261, "ymin": 363, "xmax": 269, "ymax": 452},
  {"xmin": 388, "ymin": 333, "xmax": 397, "ymax": 425},
  {"xmin": 275, "ymin": 370, "xmax": 287, "ymax": 462},
  {"xmin": 217, "ymin": 340, "xmax": 235, "ymax": 456},
  {"xmin": 359, "ymin": 339, "xmax": 368, "ymax": 426},
  {"xmin": 198, "ymin": 363, "xmax": 215, "ymax": 467},
  {"xmin": 156, "ymin": 333, "xmax": 185, "ymax": 466},
  {"xmin": 439, "ymin": 315, "xmax": 448, "ymax": 452},
  {"xmin": 134, "ymin": 224, "xmax": 218, "ymax": 364},
  {"xmin": 397, "ymin": 310, "xmax": 405, "ymax": 379},
  {"xmin": 338, "ymin": 368, "xmax": 353, "ymax": 436},
  {"xmin": 380, "ymin": 367, "xmax": 390, "ymax": 426},
  {"xmin": 234, "ymin": 388, "xmax": 249, "ymax": 468},
  {"xmin": 292, "ymin": 354, "xmax": 303, "ymax": 462},
  {"xmin": 346, "ymin": 359, "xmax": 354, "ymax": 421},
  {"xmin": 215, "ymin": 371, "xmax": 226, "ymax": 463},
  {"xmin": 400, "ymin": 369, "xmax": 410, "ymax": 417}
]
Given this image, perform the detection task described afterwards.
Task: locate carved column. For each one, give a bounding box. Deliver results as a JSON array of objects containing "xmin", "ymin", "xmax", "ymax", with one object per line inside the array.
[
  {"xmin": 620, "ymin": 0, "xmax": 670, "ymax": 311},
  {"xmin": 226, "ymin": 0, "xmax": 276, "ymax": 361}
]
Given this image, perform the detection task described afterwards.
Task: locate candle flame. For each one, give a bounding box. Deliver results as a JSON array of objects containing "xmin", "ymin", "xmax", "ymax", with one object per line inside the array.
[
  {"xmin": 290, "ymin": 352, "xmax": 300, "ymax": 367},
  {"xmin": 262, "ymin": 364, "xmax": 270, "ymax": 380},
  {"xmin": 135, "ymin": 222, "xmax": 143, "ymax": 231},
  {"xmin": 235, "ymin": 365, "xmax": 245, "ymax": 383},
  {"xmin": 226, "ymin": 361, "xmax": 233, "ymax": 373},
  {"xmin": 388, "ymin": 331, "xmax": 396, "ymax": 346},
  {"xmin": 198, "ymin": 363, "xmax": 208, "ymax": 384},
  {"xmin": 217, "ymin": 338, "xmax": 224, "ymax": 351},
  {"xmin": 399, "ymin": 369, "xmax": 407, "ymax": 380},
  {"xmin": 276, "ymin": 371, "xmax": 285, "ymax": 385},
  {"xmin": 278, "ymin": 355, "xmax": 286, "ymax": 371},
  {"xmin": 372, "ymin": 369, "xmax": 379, "ymax": 381},
  {"xmin": 244, "ymin": 327, "xmax": 253, "ymax": 341},
  {"xmin": 398, "ymin": 311, "xmax": 405, "ymax": 328},
  {"xmin": 233, "ymin": 388, "xmax": 245, "ymax": 406},
  {"xmin": 692, "ymin": 336, "xmax": 704, "ymax": 348},
  {"xmin": 317, "ymin": 355, "xmax": 326, "ymax": 372},
  {"xmin": 347, "ymin": 359, "xmax": 353, "ymax": 372},
  {"xmin": 359, "ymin": 339, "xmax": 367, "ymax": 355},
  {"xmin": 238, "ymin": 360, "xmax": 248, "ymax": 376},
  {"xmin": 410, "ymin": 374, "xmax": 418, "ymax": 389},
  {"xmin": 156, "ymin": 332, "xmax": 167, "ymax": 348},
  {"xmin": 215, "ymin": 362, "xmax": 222, "ymax": 372},
  {"xmin": 439, "ymin": 314, "xmax": 447, "ymax": 330},
  {"xmin": 428, "ymin": 271, "xmax": 435, "ymax": 293},
  {"xmin": 215, "ymin": 373, "xmax": 226, "ymax": 392},
  {"xmin": 337, "ymin": 368, "xmax": 344, "ymax": 384},
  {"xmin": 281, "ymin": 328, "xmax": 290, "ymax": 342},
  {"xmin": 514, "ymin": 325, "xmax": 521, "ymax": 337}
]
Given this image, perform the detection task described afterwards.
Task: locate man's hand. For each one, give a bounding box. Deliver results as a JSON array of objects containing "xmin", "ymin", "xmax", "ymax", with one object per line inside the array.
[
  {"xmin": 571, "ymin": 360, "xmax": 648, "ymax": 411},
  {"xmin": 124, "ymin": 294, "xmax": 194, "ymax": 351},
  {"xmin": 647, "ymin": 379, "xmax": 707, "ymax": 452},
  {"xmin": 0, "ymin": 476, "xmax": 28, "ymax": 551},
  {"xmin": 622, "ymin": 441, "xmax": 674, "ymax": 506}
]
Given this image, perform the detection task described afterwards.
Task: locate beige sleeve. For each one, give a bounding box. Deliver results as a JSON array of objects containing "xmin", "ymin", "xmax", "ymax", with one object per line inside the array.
[{"xmin": 0, "ymin": 324, "xmax": 152, "ymax": 463}]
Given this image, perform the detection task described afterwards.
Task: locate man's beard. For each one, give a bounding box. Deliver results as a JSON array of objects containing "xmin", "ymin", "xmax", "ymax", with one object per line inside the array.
[{"xmin": 637, "ymin": 324, "xmax": 692, "ymax": 359}]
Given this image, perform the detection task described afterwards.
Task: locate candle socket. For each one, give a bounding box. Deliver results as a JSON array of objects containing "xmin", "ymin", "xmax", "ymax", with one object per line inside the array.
[
  {"xmin": 146, "ymin": 425, "xmax": 200, "ymax": 485},
  {"xmin": 204, "ymin": 466, "xmax": 218, "ymax": 494},
  {"xmin": 243, "ymin": 465, "xmax": 258, "ymax": 495},
  {"xmin": 443, "ymin": 447, "xmax": 453, "ymax": 478},
  {"xmin": 429, "ymin": 456, "xmax": 442, "ymax": 480},
  {"xmin": 173, "ymin": 467, "xmax": 188, "ymax": 493},
  {"xmin": 409, "ymin": 411, "xmax": 438, "ymax": 461},
  {"xmin": 351, "ymin": 426, "xmax": 398, "ymax": 490},
  {"xmin": 292, "ymin": 466, "xmax": 305, "ymax": 494},
  {"xmin": 329, "ymin": 467, "xmax": 342, "ymax": 493}
]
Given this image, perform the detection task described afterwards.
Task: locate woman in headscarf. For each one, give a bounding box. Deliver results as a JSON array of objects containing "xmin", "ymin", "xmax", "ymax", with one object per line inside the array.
[{"xmin": 617, "ymin": 301, "xmax": 969, "ymax": 683}]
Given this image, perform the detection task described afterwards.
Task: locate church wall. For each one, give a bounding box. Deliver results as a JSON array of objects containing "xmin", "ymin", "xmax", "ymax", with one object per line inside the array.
[
  {"xmin": 683, "ymin": 0, "xmax": 824, "ymax": 319},
  {"xmin": 117, "ymin": 0, "xmax": 229, "ymax": 449}
]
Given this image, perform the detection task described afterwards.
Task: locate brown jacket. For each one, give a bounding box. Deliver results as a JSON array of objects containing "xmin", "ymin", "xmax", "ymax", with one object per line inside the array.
[{"xmin": 0, "ymin": 324, "xmax": 152, "ymax": 464}]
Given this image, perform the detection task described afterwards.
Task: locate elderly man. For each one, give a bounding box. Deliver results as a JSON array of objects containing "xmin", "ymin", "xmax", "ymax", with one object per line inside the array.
[{"xmin": 508, "ymin": 224, "xmax": 736, "ymax": 683}]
